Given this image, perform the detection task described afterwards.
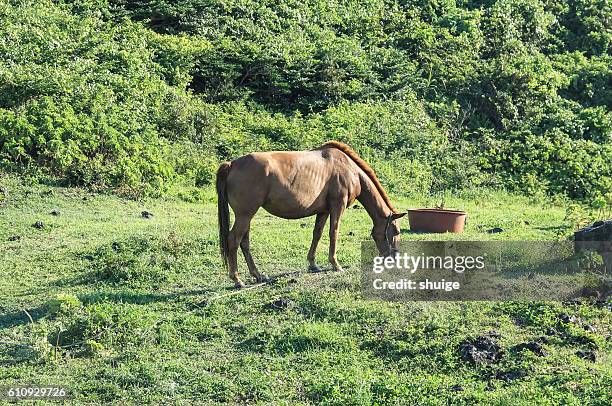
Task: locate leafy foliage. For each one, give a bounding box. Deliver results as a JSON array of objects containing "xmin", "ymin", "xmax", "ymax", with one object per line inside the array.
[{"xmin": 0, "ymin": 0, "xmax": 609, "ymax": 199}]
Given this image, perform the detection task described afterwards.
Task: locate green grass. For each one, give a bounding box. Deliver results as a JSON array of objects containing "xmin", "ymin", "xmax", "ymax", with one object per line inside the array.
[{"xmin": 0, "ymin": 177, "xmax": 610, "ymax": 405}]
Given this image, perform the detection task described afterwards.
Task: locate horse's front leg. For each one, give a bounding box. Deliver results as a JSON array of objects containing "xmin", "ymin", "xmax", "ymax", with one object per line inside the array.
[
  {"xmin": 307, "ymin": 212, "xmax": 329, "ymax": 272},
  {"xmin": 328, "ymin": 200, "xmax": 347, "ymax": 272}
]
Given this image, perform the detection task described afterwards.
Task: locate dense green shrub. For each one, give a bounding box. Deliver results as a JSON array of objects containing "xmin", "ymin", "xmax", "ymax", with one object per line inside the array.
[
  {"xmin": 90, "ymin": 236, "xmax": 170, "ymax": 284},
  {"xmin": 0, "ymin": 0, "xmax": 608, "ymax": 199},
  {"xmin": 0, "ymin": 1, "xmax": 213, "ymax": 195},
  {"xmin": 44, "ymin": 299, "xmax": 160, "ymax": 352},
  {"xmin": 89, "ymin": 232, "xmax": 205, "ymax": 284}
]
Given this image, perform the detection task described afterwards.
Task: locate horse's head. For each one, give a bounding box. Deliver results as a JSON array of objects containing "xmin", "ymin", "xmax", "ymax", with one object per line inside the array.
[{"xmin": 372, "ymin": 212, "xmax": 407, "ymax": 256}]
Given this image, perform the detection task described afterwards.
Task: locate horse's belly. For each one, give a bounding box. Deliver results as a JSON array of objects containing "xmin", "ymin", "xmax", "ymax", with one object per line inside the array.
[
  {"xmin": 263, "ymin": 166, "xmax": 330, "ymax": 219},
  {"xmin": 262, "ymin": 190, "xmax": 327, "ymax": 219}
]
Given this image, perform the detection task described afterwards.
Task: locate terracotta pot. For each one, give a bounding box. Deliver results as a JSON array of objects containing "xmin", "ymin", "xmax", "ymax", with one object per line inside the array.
[{"xmin": 407, "ymin": 208, "xmax": 467, "ymax": 233}]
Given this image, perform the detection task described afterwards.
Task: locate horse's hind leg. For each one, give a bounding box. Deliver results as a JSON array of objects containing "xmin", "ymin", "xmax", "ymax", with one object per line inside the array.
[
  {"xmin": 227, "ymin": 214, "xmax": 254, "ymax": 288},
  {"xmin": 307, "ymin": 212, "xmax": 329, "ymax": 272},
  {"xmin": 240, "ymin": 229, "xmax": 269, "ymax": 283}
]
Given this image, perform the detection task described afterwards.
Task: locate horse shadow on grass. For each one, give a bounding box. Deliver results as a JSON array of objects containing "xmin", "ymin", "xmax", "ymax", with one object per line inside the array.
[{"xmin": 0, "ymin": 305, "xmax": 47, "ymax": 329}]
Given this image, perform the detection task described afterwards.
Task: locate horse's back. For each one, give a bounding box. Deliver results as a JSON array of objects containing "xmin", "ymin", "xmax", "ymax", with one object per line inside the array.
[{"xmin": 226, "ymin": 148, "xmax": 359, "ymax": 218}]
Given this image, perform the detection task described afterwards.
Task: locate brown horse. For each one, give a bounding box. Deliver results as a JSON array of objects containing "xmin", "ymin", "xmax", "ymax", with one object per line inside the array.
[{"xmin": 216, "ymin": 141, "xmax": 406, "ymax": 288}]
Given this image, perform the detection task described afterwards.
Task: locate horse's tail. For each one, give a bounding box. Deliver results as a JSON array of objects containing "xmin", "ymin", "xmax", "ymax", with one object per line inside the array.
[{"xmin": 216, "ymin": 162, "xmax": 232, "ymax": 268}]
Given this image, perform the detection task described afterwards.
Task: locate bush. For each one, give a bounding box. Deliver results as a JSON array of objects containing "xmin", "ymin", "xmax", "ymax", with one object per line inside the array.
[
  {"xmin": 48, "ymin": 293, "xmax": 82, "ymax": 317},
  {"xmin": 90, "ymin": 236, "xmax": 170, "ymax": 284},
  {"xmin": 479, "ymin": 130, "xmax": 611, "ymax": 198},
  {"xmin": 44, "ymin": 301, "xmax": 160, "ymax": 352},
  {"xmin": 0, "ymin": 0, "xmax": 609, "ymax": 200},
  {"xmin": 0, "ymin": 1, "xmax": 210, "ymax": 195},
  {"xmin": 88, "ymin": 233, "xmax": 201, "ymax": 285}
]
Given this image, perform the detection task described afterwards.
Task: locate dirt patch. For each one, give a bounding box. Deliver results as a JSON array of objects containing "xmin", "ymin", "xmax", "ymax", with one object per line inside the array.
[
  {"xmin": 459, "ymin": 334, "xmax": 503, "ymax": 364},
  {"xmin": 558, "ymin": 313, "xmax": 577, "ymax": 324},
  {"xmin": 265, "ymin": 298, "xmax": 292, "ymax": 311},
  {"xmin": 576, "ymin": 349, "xmax": 597, "ymax": 362},
  {"xmin": 513, "ymin": 341, "xmax": 548, "ymax": 357},
  {"xmin": 496, "ymin": 369, "xmax": 527, "ymax": 382}
]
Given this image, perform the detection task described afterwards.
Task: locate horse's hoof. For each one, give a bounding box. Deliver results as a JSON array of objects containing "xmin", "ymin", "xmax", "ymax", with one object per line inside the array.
[
  {"xmin": 234, "ymin": 281, "xmax": 246, "ymax": 289},
  {"xmin": 333, "ymin": 266, "xmax": 345, "ymax": 272},
  {"xmin": 308, "ymin": 265, "xmax": 322, "ymax": 273}
]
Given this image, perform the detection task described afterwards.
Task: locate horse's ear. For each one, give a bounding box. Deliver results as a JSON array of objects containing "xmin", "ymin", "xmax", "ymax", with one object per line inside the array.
[{"xmin": 391, "ymin": 212, "xmax": 407, "ymax": 220}]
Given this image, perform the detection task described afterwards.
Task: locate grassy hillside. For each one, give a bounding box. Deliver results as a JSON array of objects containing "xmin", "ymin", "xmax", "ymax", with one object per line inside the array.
[
  {"xmin": 0, "ymin": 177, "xmax": 609, "ymax": 404},
  {"xmin": 0, "ymin": 0, "xmax": 610, "ymax": 201}
]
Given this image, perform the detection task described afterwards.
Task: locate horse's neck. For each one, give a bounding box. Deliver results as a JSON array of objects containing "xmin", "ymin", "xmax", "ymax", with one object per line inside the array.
[{"xmin": 356, "ymin": 175, "xmax": 392, "ymax": 226}]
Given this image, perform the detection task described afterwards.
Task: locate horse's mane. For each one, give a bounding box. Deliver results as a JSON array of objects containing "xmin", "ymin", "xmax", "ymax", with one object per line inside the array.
[{"xmin": 318, "ymin": 141, "xmax": 396, "ymax": 213}]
